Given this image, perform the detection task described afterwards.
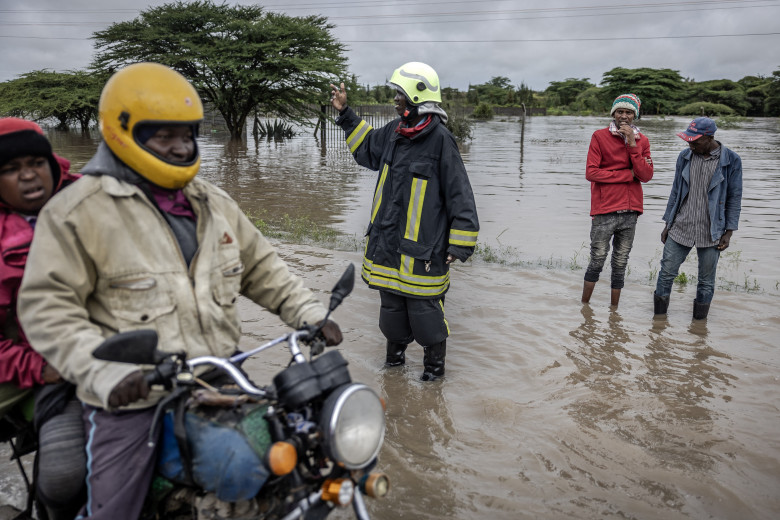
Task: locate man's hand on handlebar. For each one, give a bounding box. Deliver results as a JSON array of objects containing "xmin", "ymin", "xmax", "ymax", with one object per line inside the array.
[
  {"xmin": 108, "ymin": 370, "xmax": 150, "ymax": 408},
  {"xmin": 316, "ymin": 319, "xmax": 343, "ymax": 346}
]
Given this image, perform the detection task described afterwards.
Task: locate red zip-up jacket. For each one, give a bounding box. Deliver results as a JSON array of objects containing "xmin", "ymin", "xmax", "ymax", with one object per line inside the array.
[
  {"xmin": 585, "ymin": 127, "xmax": 653, "ymax": 216},
  {"xmin": 0, "ymin": 155, "xmax": 79, "ymax": 388}
]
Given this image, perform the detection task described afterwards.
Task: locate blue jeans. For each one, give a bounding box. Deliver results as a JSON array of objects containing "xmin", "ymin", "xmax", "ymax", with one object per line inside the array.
[
  {"xmin": 584, "ymin": 212, "xmax": 638, "ymax": 289},
  {"xmin": 655, "ymin": 237, "xmax": 721, "ymax": 304}
]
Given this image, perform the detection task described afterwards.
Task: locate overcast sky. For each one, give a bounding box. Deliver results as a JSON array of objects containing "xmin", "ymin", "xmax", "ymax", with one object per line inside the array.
[{"xmin": 1, "ymin": 0, "xmax": 779, "ymax": 91}]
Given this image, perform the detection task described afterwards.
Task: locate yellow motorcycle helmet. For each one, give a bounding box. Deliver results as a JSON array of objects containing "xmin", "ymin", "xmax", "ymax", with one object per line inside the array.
[
  {"xmin": 99, "ymin": 62, "xmax": 203, "ymax": 189},
  {"xmin": 388, "ymin": 62, "xmax": 441, "ymax": 105}
]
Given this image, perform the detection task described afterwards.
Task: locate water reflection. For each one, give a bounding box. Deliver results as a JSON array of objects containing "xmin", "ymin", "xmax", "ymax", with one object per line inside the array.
[
  {"xmin": 564, "ymin": 302, "xmax": 738, "ymax": 507},
  {"xmin": 638, "ymin": 321, "xmax": 736, "ymax": 473},
  {"xmin": 376, "ymin": 369, "xmax": 457, "ymax": 520}
]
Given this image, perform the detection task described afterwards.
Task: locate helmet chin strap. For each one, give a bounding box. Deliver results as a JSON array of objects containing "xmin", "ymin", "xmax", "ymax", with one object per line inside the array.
[{"xmin": 401, "ymin": 104, "xmax": 419, "ymax": 123}]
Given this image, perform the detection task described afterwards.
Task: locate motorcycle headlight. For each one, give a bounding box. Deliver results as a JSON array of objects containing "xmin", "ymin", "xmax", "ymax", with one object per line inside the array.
[{"xmin": 320, "ymin": 384, "xmax": 385, "ymax": 469}]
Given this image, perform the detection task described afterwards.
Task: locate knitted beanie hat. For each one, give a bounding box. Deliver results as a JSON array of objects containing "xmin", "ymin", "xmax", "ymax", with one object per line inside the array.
[
  {"xmin": 610, "ymin": 93, "xmax": 641, "ymax": 117},
  {"xmin": 0, "ymin": 118, "xmax": 61, "ymax": 184}
]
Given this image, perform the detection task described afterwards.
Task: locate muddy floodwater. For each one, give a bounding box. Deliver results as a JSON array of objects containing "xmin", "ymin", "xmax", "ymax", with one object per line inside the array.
[{"xmin": 2, "ymin": 116, "xmax": 779, "ymax": 519}]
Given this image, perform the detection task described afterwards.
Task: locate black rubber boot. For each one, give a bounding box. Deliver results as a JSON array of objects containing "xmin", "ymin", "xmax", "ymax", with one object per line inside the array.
[
  {"xmin": 384, "ymin": 341, "xmax": 408, "ymax": 367},
  {"xmin": 653, "ymin": 292, "xmax": 670, "ymax": 315},
  {"xmin": 420, "ymin": 341, "xmax": 446, "ymax": 382},
  {"xmin": 692, "ymin": 299, "xmax": 711, "ymax": 320}
]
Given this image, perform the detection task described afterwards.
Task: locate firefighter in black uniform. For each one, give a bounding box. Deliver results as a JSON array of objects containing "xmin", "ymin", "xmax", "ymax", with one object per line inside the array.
[{"xmin": 330, "ymin": 61, "xmax": 479, "ymax": 381}]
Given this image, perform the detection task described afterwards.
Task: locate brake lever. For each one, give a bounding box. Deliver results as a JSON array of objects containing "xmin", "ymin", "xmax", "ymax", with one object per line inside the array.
[
  {"xmin": 300, "ymin": 324, "xmax": 326, "ymax": 357},
  {"xmin": 310, "ymin": 337, "xmax": 326, "ymax": 356}
]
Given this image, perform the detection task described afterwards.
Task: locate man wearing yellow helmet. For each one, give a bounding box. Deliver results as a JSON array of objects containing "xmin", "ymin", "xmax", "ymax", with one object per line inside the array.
[
  {"xmin": 19, "ymin": 62, "xmax": 342, "ymax": 519},
  {"xmin": 329, "ymin": 61, "xmax": 479, "ymax": 382}
]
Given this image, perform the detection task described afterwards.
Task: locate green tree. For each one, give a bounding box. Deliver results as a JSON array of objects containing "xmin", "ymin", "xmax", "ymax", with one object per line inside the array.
[
  {"xmin": 0, "ymin": 70, "xmax": 103, "ymax": 131},
  {"xmin": 91, "ymin": 1, "xmax": 347, "ymax": 139},
  {"xmin": 766, "ymin": 68, "xmax": 780, "ymax": 116},
  {"xmin": 467, "ymin": 77, "xmax": 517, "ymax": 106},
  {"xmin": 515, "ymin": 82, "xmax": 536, "ymax": 107},
  {"xmin": 738, "ymin": 75, "xmax": 771, "ymax": 116},
  {"xmin": 573, "ymin": 86, "xmax": 606, "ymax": 114},
  {"xmin": 683, "ymin": 79, "xmax": 750, "ymax": 115},
  {"xmin": 601, "ymin": 67, "xmax": 685, "ymax": 115},
  {"xmin": 544, "ymin": 78, "xmax": 594, "ymax": 107}
]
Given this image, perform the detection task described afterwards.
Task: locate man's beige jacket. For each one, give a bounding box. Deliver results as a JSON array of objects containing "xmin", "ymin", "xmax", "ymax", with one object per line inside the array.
[{"xmin": 19, "ymin": 155, "xmax": 326, "ymax": 410}]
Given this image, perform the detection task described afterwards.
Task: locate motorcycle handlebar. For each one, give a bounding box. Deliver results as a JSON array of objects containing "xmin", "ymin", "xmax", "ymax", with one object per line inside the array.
[{"xmin": 143, "ymin": 360, "xmax": 177, "ymax": 389}]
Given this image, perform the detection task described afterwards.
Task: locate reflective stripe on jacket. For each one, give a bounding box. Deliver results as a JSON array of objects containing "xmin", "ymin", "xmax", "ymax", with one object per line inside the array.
[
  {"xmin": 336, "ymin": 107, "xmax": 479, "ymax": 299},
  {"xmin": 18, "ymin": 144, "xmax": 327, "ymax": 409}
]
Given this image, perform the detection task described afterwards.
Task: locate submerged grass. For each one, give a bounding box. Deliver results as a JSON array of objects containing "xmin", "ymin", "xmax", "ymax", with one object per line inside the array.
[
  {"xmin": 248, "ymin": 211, "xmax": 360, "ymax": 251},
  {"xmin": 247, "ymin": 215, "xmax": 769, "ymax": 295}
]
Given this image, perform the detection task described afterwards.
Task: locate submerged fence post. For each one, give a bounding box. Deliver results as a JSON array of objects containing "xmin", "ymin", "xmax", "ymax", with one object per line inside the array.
[
  {"xmin": 319, "ymin": 105, "xmax": 327, "ymax": 144},
  {"xmin": 520, "ymin": 103, "xmax": 526, "ymax": 165}
]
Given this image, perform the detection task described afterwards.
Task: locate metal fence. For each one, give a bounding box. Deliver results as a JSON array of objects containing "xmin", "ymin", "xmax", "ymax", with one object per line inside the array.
[{"xmin": 314, "ymin": 104, "xmax": 543, "ymax": 148}]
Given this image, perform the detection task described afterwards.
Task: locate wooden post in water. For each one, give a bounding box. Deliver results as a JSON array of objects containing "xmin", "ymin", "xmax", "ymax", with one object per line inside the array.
[{"xmin": 520, "ymin": 103, "xmax": 526, "ymax": 164}]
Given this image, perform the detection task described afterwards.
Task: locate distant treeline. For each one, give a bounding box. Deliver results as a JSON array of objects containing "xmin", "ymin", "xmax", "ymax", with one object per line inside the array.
[
  {"xmin": 0, "ymin": 0, "xmax": 778, "ymax": 137},
  {"xmin": 344, "ymin": 66, "xmax": 780, "ymax": 118}
]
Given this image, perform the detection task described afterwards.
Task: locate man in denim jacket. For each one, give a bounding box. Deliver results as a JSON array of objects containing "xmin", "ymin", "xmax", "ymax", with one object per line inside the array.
[{"xmin": 653, "ymin": 117, "xmax": 742, "ymax": 320}]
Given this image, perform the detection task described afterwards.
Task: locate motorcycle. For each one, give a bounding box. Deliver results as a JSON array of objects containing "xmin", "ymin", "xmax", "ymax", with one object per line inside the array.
[{"xmin": 92, "ymin": 263, "xmax": 389, "ymax": 520}]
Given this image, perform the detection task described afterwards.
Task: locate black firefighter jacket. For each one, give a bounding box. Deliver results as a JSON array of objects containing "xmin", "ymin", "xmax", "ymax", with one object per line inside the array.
[{"xmin": 336, "ymin": 107, "xmax": 479, "ymax": 299}]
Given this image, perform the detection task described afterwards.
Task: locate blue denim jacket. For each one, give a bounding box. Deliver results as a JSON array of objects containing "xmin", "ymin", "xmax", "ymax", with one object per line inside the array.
[{"xmin": 662, "ymin": 142, "xmax": 742, "ymax": 242}]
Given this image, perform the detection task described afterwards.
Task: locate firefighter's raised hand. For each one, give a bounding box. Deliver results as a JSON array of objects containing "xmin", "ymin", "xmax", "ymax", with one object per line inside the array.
[{"xmin": 330, "ymin": 82, "xmax": 347, "ymax": 112}]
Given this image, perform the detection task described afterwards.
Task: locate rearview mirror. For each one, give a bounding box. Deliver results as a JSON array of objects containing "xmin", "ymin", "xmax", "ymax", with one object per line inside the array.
[
  {"xmin": 92, "ymin": 330, "xmax": 163, "ymax": 365},
  {"xmin": 328, "ymin": 263, "xmax": 355, "ymax": 312}
]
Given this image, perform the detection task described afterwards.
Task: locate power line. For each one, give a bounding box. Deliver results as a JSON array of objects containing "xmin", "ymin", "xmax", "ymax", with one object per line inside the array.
[
  {"xmin": 335, "ymin": 4, "xmax": 780, "ymax": 27},
  {"xmin": 2, "ymin": 2, "xmax": 777, "ymax": 28},
  {"xmin": 1, "ymin": 32, "xmax": 777, "ymax": 42},
  {"xmin": 1, "ymin": 0, "xmax": 777, "ymax": 16},
  {"xmin": 340, "ymin": 32, "xmax": 780, "ymax": 43}
]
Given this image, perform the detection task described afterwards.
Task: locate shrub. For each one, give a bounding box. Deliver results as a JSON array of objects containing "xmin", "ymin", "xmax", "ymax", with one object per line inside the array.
[
  {"xmin": 253, "ymin": 119, "xmax": 296, "ymax": 140},
  {"xmin": 715, "ymin": 114, "xmax": 750, "ymax": 129},
  {"xmin": 445, "ymin": 115, "xmax": 473, "ymax": 142},
  {"xmin": 676, "ymin": 102, "xmax": 735, "ymax": 117},
  {"xmin": 471, "ymin": 102, "xmax": 494, "ymax": 119}
]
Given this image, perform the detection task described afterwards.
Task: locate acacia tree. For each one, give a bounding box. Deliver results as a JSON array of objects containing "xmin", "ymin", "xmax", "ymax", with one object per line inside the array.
[
  {"xmin": 91, "ymin": 1, "xmax": 347, "ymax": 139},
  {"xmin": 0, "ymin": 70, "xmax": 103, "ymax": 131}
]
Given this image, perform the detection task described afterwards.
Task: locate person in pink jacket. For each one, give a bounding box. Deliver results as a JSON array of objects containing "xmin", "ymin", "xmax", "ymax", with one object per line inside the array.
[
  {"xmin": 0, "ymin": 118, "xmax": 86, "ymax": 519},
  {"xmin": 581, "ymin": 94, "xmax": 654, "ymax": 307}
]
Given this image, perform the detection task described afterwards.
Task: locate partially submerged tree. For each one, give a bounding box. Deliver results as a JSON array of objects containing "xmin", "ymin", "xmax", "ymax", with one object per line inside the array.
[
  {"xmin": 91, "ymin": 1, "xmax": 347, "ymax": 139},
  {"xmin": 0, "ymin": 70, "xmax": 103, "ymax": 131}
]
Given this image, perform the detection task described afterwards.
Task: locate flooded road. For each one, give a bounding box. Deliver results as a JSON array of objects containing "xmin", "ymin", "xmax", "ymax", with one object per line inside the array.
[{"xmin": 2, "ymin": 116, "xmax": 779, "ymax": 518}]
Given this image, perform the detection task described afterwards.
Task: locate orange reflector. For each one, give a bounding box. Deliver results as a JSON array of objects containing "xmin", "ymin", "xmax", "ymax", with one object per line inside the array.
[
  {"xmin": 267, "ymin": 442, "xmax": 297, "ymax": 476},
  {"xmin": 321, "ymin": 478, "xmax": 354, "ymax": 507},
  {"xmin": 379, "ymin": 397, "xmax": 387, "ymax": 411},
  {"xmin": 363, "ymin": 472, "xmax": 390, "ymax": 498}
]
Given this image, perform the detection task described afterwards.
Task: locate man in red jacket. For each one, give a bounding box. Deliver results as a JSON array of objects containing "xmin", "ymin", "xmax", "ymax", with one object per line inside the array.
[{"xmin": 581, "ymin": 94, "xmax": 654, "ymax": 307}]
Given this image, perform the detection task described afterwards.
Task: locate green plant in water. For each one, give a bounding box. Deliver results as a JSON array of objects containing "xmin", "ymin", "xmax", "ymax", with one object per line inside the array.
[
  {"xmin": 471, "ymin": 102, "xmax": 494, "ymax": 120},
  {"xmin": 743, "ymin": 273, "xmax": 761, "ymax": 292},
  {"xmin": 248, "ymin": 211, "xmax": 340, "ymax": 245},
  {"xmin": 715, "ymin": 115, "xmax": 750, "ymax": 129},
  {"xmin": 445, "ymin": 115, "xmax": 473, "ymax": 143},
  {"xmin": 473, "ymin": 242, "xmax": 526, "ymax": 267},
  {"xmin": 648, "ymin": 266, "xmax": 658, "ymax": 282},
  {"xmin": 253, "ymin": 119, "xmax": 296, "ymax": 140},
  {"xmin": 674, "ymin": 272, "xmax": 690, "ymax": 285},
  {"xmin": 568, "ymin": 243, "xmax": 586, "ymax": 270}
]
